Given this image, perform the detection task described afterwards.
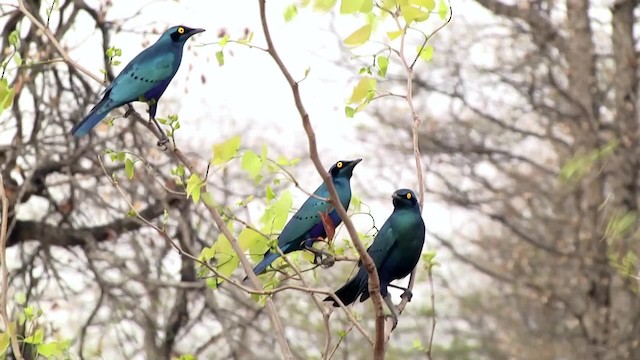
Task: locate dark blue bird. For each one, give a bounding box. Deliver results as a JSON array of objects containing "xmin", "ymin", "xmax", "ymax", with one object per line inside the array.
[
  {"xmin": 325, "ymin": 189, "xmax": 425, "ymax": 325},
  {"xmin": 249, "ymin": 159, "xmax": 362, "ymax": 277},
  {"xmin": 71, "ymin": 25, "xmax": 204, "ymax": 140}
]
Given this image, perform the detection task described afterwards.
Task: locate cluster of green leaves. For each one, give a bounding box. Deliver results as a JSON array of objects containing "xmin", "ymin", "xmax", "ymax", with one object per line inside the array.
[
  {"xmin": 157, "ymin": 113, "xmax": 181, "ymax": 139},
  {"xmin": 104, "ymin": 149, "xmax": 139, "ymax": 181},
  {"xmin": 422, "ymin": 249, "xmax": 438, "ymax": 271},
  {"xmin": 0, "ymin": 294, "xmax": 71, "ymax": 358},
  {"xmin": 212, "ymin": 31, "xmax": 254, "ymax": 67},
  {"xmin": 180, "ymin": 135, "xmax": 305, "ymax": 285},
  {"xmin": 99, "ymin": 46, "xmax": 123, "ymax": 81},
  {"xmin": 0, "ymin": 29, "xmax": 19, "ymax": 116},
  {"xmin": 282, "ymin": 0, "xmax": 449, "ymax": 118}
]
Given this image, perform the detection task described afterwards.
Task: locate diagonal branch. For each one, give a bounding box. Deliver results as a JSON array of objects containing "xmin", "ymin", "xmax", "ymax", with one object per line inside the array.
[
  {"xmin": 257, "ymin": 0, "xmax": 387, "ymax": 358},
  {"xmin": 0, "ymin": 174, "xmax": 24, "ymax": 359}
]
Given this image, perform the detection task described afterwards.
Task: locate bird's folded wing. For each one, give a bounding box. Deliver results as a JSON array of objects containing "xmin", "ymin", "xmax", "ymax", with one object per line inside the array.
[
  {"xmin": 277, "ymin": 185, "xmax": 331, "ymax": 245},
  {"xmin": 365, "ymin": 223, "xmax": 397, "ymax": 267},
  {"xmin": 107, "ymin": 52, "xmax": 176, "ymax": 104}
]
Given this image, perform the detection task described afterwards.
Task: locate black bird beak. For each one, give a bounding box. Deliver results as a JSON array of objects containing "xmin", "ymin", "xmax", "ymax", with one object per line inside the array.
[
  {"xmin": 392, "ymin": 193, "xmax": 402, "ymax": 200},
  {"xmin": 187, "ymin": 28, "xmax": 205, "ymax": 36},
  {"xmin": 345, "ymin": 158, "xmax": 362, "ymax": 170}
]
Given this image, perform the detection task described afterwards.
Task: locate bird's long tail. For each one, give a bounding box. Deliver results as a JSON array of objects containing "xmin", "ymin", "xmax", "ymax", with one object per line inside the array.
[
  {"xmin": 71, "ymin": 98, "xmax": 112, "ymax": 137},
  {"xmin": 325, "ymin": 272, "xmax": 367, "ymax": 307},
  {"xmin": 247, "ymin": 251, "xmax": 281, "ymax": 279}
]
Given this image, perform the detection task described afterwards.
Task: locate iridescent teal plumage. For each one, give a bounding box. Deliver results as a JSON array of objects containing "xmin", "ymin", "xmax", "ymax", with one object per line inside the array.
[
  {"xmin": 325, "ymin": 189, "xmax": 425, "ymax": 325},
  {"xmin": 71, "ymin": 25, "xmax": 204, "ymax": 137},
  {"xmin": 250, "ymin": 159, "xmax": 362, "ymax": 276}
]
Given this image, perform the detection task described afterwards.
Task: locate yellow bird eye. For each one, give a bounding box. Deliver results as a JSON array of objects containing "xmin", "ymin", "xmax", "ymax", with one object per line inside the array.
[
  {"xmin": 406, "ymin": 192, "xmax": 412, "ymax": 199},
  {"xmin": 336, "ymin": 161, "xmax": 343, "ymax": 168},
  {"xmin": 178, "ymin": 27, "xmax": 185, "ymax": 34}
]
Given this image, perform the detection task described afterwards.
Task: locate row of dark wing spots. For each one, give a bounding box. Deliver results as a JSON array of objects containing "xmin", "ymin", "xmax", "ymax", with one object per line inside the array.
[
  {"xmin": 129, "ymin": 72, "xmax": 160, "ymax": 83},
  {"xmin": 294, "ymin": 214, "xmax": 320, "ymax": 220}
]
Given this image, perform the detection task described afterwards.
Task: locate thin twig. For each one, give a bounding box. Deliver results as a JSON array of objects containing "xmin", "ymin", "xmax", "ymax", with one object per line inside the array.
[
  {"xmin": 0, "ymin": 174, "xmax": 24, "ymax": 359},
  {"xmin": 17, "ymin": 0, "xmax": 103, "ymax": 83},
  {"xmin": 257, "ymin": 1, "xmax": 388, "ymax": 358},
  {"xmin": 376, "ymin": 0, "xmax": 452, "ymax": 349}
]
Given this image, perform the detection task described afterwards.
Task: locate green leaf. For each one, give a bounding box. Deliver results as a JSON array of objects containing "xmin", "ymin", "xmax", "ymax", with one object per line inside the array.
[
  {"xmin": 206, "ymin": 278, "xmax": 219, "ymax": 289},
  {"xmin": 261, "ymin": 190, "xmax": 292, "ymax": 232},
  {"xmin": 24, "ymin": 328, "xmax": 44, "ymax": 344},
  {"xmin": 0, "ymin": 333, "xmax": 9, "ymax": 354},
  {"xmin": 24, "ymin": 305, "xmax": 34, "ymax": 319},
  {"xmin": 238, "ymin": 227, "xmax": 264, "ymax": 251},
  {"xmin": 377, "ymin": 56, "xmax": 389, "ymax": 77},
  {"xmin": 199, "ymin": 246, "xmax": 216, "ymax": 261},
  {"xmin": 418, "ymin": 44, "xmax": 434, "ymax": 61},
  {"xmin": 14, "ymin": 292, "xmax": 26, "ymax": 305},
  {"xmin": 387, "ymin": 30, "xmax": 403, "ymax": 40},
  {"xmin": 351, "ymin": 195, "xmax": 362, "ymax": 212},
  {"xmin": 343, "ymin": 24, "xmax": 372, "ymax": 47},
  {"xmin": 284, "ymin": 4, "xmax": 298, "ymax": 21},
  {"xmin": 0, "ymin": 79, "xmax": 15, "ymax": 111},
  {"xmin": 410, "ymin": 0, "xmax": 435, "ymax": 10},
  {"xmin": 438, "ymin": 0, "xmax": 448, "ymax": 19},
  {"xmin": 13, "ymin": 52, "xmax": 22, "ymax": 67},
  {"xmin": 186, "ymin": 173, "xmax": 203, "ymax": 204},
  {"xmin": 265, "ymin": 185, "xmax": 276, "ymax": 201},
  {"xmin": 212, "ymin": 135, "xmax": 241, "ymax": 165},
  {"xmin": 8, "ymin": 30, "xmax": 19, "ymax": 48},
  {"xmin": 125, "ymin": 158, "xmax": 134, "ymax": 179},
  {"xmin": 360, "ymin": 0, "xmax": 374, "ymax": 12},
  {"xmin": 313, "ymin": 0, "xmax": 337, "ymax": 12},
  {"xmin": 349, "ymin": 77, "xmax": 376, "ymax": 103},
  {"xmin": 401, "ymin": 4, "xmax": 429, "ymax": 24},
  {"xmin": 340, "ymin": 0, "xmax": 364, "ymax": 14},
  {"xmin": 215, "ymin": 51, "xmax": 224, "ymax": 66},
  {"xmin": 219, "ymin": 34, "xmax": 230, "ymax": 46},
  {"xmin": 345, "ymin": 106, "xmax": 356, "ymax": 118},
  {"xmin": 37, "ymin": 341, "xmax": 66, "ymax": 357},
  {"xmin": 241, "ymin": 150, "xmax": 262, "ymax": 180},
  {"xmin": 272, "ymin": 191, "xmax": 292, "ymax": 231},
  {"xmin": 213, "ymin": 233, "xmax": 240, "ymax": 278}
]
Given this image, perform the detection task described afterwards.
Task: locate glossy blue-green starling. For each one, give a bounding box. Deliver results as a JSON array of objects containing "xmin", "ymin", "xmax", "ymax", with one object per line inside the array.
[
  {"xmin": 249, "ymin": 159, "xmax": 362, "ymax": 278},
  {"xmin": 70, "ymin": 25, "xmax": 204, "ymax": 141},
  {"xmin": 325, "ymin": 189, "xmax": 425, "ymax": 326}
]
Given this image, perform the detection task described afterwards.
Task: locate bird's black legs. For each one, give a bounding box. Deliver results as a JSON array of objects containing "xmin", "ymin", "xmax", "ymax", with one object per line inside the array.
[
  {"xmin": 383, "ymin": 293, "xmax": 399, "ymax": 330},
  {"xmin": 388, "ymin": 284, "xmax": 414, "ymax": 302},
  {"xmin": 302, "ymin": 242, "xmax": 335, "ymax": 267},
  {"xmin": 149, "ymin": 116, "xmax": 169, "ymax": 147}
]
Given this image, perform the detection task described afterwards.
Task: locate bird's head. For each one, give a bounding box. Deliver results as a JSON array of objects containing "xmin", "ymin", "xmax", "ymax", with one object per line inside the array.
[
  {"xmin": 329, "ymin": 159, "xmax": 362, "ymax": 179},
  {"xmin": 161, "ymin": 25, "xmax": 205, "ymax": 44},
  {"xmin": 392, "ymin": 189, "xmax": 419, "ymax": 209}
]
